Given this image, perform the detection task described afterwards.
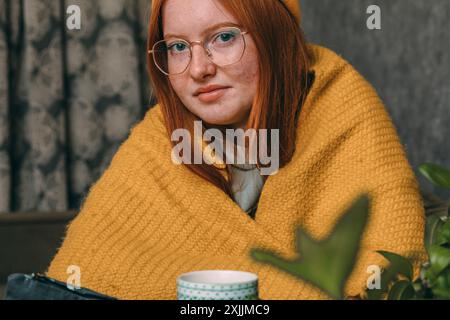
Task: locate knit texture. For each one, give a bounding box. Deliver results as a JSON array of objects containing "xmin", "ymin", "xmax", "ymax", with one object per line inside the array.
[{"xmin": 46, "ymin": 44, "xmax": 427, "ymax": 300}]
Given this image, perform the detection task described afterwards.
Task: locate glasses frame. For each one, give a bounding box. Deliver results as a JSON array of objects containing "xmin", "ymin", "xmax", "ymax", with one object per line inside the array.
[{"xmin": 149, "ymin": 27, "xmax": 250, "ymax": 76}]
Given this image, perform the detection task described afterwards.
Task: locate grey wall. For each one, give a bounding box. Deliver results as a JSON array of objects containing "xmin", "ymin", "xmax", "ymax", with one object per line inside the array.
[{"xmin": 300, "ymin": 0, "xmax": 450, "ymax": 199}]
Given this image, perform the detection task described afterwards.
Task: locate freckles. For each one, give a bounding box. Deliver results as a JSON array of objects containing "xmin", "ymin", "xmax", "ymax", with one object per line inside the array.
[
  {"xmin": 224, "ymin": 40, "xmax": 259, "ymax": 85},
  {"xmin": 169, "ymin": 77, "xmax": 187, "ymax": 97},
  {"xmin": 244, "ymin": 64, "xmax": 259, "ymax": 84},
  {"xmin": 240, "ymin": 50, "xmax": 260, "ymax": 84},
  {"xmin": 232, "ymin": 57, "xmax": 259, "ymax": 85}
]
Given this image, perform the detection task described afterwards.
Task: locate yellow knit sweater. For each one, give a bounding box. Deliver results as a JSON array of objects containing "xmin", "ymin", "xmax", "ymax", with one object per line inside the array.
[{"xmin": 46, "ymin": 44, "xmax": 427, "ymax": 300}]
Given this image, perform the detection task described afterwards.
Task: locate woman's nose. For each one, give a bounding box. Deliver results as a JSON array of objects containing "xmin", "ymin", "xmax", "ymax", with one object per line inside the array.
[{"xmin": 189, "ymin": 45, "xmax": 216, "ymax": 80}]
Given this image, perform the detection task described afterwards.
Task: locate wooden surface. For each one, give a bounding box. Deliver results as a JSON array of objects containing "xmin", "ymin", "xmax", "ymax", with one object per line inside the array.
[{"xmin": 0, "ymin": 211, "xmax": 77, "ymax": 292}]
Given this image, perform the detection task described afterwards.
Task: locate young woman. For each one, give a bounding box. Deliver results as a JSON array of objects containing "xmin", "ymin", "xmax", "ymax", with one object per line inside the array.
[{"xmin": 44, "ymin": 0, "xmax": 427, "ymax": 299}]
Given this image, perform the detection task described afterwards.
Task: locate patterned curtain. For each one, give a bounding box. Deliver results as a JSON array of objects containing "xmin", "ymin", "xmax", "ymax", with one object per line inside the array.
[{"xmin": 0, "ymin": 0, "xmax": 154, "ymax": 212}]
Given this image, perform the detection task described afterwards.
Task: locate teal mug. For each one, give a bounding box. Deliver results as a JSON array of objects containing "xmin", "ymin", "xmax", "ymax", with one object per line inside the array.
[{"xmin": 177, "ymin": 270, "xmax": 259, "ymax": 300}]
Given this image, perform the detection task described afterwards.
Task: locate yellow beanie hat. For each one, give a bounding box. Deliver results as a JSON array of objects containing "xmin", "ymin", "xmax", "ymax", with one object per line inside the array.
[
  {"xmin": 152, "ymin": 1, "xmax": 301, "ymax": 24},
  {"xmin": 282, "ymin": 0, "xmax": 301, "ymax": 23}
]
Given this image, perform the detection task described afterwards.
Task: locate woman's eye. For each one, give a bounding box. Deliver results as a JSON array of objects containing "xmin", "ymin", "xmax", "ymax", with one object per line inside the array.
[
  {"xmin": 168, "ymin": 42, "xmax": 188, "ymax": 53},
  {"xmin": 215, "ymin": 31, "xmax": 237, "ymax": 44}
]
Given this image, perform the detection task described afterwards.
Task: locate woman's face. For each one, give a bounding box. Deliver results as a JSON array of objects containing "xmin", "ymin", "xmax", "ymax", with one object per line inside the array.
[{"xmin": 161, "ymin": 0, "xmax": 260, "ymax": 129}]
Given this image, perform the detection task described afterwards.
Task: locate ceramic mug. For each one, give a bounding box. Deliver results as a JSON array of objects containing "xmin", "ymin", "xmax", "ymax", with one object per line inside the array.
[{"xmin": 177, "ymin": 270, "xmax": 259, "ymax": 300}]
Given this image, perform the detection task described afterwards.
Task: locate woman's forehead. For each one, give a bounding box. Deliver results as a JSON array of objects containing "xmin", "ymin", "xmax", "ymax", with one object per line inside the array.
[{"xmin": 162, "ymin": 0, "xmax": 238, "ymax": 38}]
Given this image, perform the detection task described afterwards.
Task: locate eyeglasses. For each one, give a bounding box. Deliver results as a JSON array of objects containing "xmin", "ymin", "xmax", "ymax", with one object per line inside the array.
[{"xmin": 149, "ymin": 26, "xmax": 249, "ymax": 76}]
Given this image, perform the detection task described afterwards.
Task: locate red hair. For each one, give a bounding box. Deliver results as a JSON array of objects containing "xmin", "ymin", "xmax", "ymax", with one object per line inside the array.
[{"xmin": 147, "ymin": 0, "xmax": 311, "ymax": 199}]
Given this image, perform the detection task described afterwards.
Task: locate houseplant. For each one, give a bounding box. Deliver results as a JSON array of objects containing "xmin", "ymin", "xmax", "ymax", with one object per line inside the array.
[{"xmin": 251, "ymin": 163, "xmax": 450, "ymax": 300}]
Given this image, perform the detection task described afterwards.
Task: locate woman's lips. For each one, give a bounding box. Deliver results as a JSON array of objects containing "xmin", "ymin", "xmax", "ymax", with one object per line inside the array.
[{"xmin": 196, "ymin": 88, "xmax": 229, "ymax": 103}]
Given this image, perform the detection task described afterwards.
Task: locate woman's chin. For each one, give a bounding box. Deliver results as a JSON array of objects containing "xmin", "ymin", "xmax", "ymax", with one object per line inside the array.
[
  {"xmin": 201, "ymin": 117, "xmax": 237, "ymax": 127},
  {"xmin": 188, "ymin": 103, "xmax": 248, "ymax": 128},
  {"xmin": 194, "ymin": 110, "xmax": 239, "ymax": 127}
]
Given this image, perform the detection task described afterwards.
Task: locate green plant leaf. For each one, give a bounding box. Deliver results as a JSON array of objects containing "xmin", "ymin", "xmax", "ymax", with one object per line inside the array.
[
  {"xmin": 425, "ymin": 215, "xmax": 446, "ymax": 253},
  {"xmin": 250, "ymin": 194, "xmax": 371, "ymax": 300},
  {"xmin": 428, "ymin": 245, "xmax": 450, "ymax": 277},
  {"xmin": 366, "ymin": 251, "xmax": 415, "ymax": 300},
  {"xmin": 432, "ymin": 269, "xmax": 450, "ymax": 299},
  {"xmin": 387, "ymin": 280, "xmax": 416, "ymax": 300},
  {"xmin": 377, "ymin": 251, "xmax": 414, "ymax": 281},
  {"xmin": 419, "ymin": 163, "xmax": 450, "ymax": 189},
  {"xmin": 436, "ymin": 219, "xmax": 450, "ymax": 246}
]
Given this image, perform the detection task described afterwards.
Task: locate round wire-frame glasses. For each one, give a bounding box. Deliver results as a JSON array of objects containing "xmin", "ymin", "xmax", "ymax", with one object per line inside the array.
[{"xmin": 149, "ymin": 26, "xmax": 250, "ymax": 76}]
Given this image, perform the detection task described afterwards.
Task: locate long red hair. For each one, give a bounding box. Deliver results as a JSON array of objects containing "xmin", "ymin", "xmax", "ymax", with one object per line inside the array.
[{"xmin": 147, "ymin": 0, "xmax": 311, "ymax": 199}]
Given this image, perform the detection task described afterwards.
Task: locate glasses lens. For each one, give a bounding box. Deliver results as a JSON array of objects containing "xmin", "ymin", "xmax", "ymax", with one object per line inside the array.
[
  {"xmin": 152, "ymin": 28, "xmax": 246, "ymax": 75},
  {"xmin": 208, "ymin": 28, "xmax": 246, "ymax": 66},
  {"xmin": 153, "ymin": 40, "xmax": 191, "ymax": 75}
]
